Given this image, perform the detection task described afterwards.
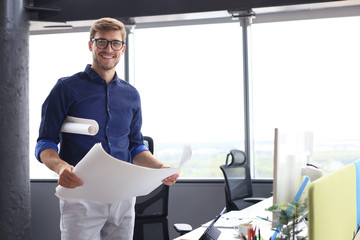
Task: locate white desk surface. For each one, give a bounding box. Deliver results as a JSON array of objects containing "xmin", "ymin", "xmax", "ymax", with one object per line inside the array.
[{"xmin": 174, "ymin": 197, "xmax": 274, "ymax": 240}]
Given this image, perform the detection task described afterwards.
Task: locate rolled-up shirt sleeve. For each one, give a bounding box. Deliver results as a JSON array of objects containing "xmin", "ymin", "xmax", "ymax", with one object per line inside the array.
[
  {"xmin": 130, "ymin": 144, "xmax": 148, "ymax": 161},
  {"xmin": 35, "ymin": 139, "xmax": 59, "ymax": 162}
]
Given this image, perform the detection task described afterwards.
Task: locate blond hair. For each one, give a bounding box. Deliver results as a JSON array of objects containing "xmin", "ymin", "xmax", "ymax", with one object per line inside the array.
[{"xmin": 90, "ymin": 17, "xmax": 126, "ymax": 42}]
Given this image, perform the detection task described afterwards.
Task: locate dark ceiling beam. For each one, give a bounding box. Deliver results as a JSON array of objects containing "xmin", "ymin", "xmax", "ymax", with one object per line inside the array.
[{"xmin": 27, "ymin": 0, "xmax": 346, "ymax": 22}]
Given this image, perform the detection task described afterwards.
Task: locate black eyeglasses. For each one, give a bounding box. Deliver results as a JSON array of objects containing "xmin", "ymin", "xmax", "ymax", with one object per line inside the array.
[{"xmin": 91, "ymin": 38, "xmax": 125, "ymax": 51}]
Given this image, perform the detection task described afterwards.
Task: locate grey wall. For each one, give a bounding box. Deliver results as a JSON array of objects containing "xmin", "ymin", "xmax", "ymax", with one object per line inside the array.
[
  {"xmin": 31, "ymin": 180, "xmax": 272, "ymax": 239},
  {"xmin": 31, "ymin": 181, "xmax": 60, "ymax": 240}
]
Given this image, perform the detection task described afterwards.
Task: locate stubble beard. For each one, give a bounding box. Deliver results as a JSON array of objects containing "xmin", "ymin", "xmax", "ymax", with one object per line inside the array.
[{"xmin": 93, "ymin": 52, "xmax": 120, "ymax": 71}]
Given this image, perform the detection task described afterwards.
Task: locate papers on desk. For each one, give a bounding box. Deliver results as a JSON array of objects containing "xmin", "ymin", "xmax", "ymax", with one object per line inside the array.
[
  {"xmin": 201, "ymin": 214, "xmax": 273, "ymax": 240},
  {"xmin": 200, "ymin": 198, "xmax": 274, "ymax": 239},
  {"xmin": 203, "ymin": 212, "xmax": 272, "ymax": 229},
  {"xmin": 55, "ymin": 143, "xmax": 192, "ymax": 203},
  {"xmin": 173, "ymin": 198, "xmax": 276, "ymax": 240},
  {"xmin": 203, "ymin": 198, "xmax": 274, "ymax": 229}
]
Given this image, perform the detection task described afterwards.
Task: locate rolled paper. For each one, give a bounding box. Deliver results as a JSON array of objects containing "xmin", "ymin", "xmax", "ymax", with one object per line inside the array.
[{"xmin": 60, "ymin": 116, "xmax": 99, "ymax": 136}]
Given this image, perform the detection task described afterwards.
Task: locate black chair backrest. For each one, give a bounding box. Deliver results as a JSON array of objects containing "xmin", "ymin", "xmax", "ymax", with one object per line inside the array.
[
  {"xmin": 143, "ymin": 136, "xmax": 154, "ymax": 154},
  {"xmin": 220, "ymin": 149, "xmax": 253, "ymax": 211},
  {"xmin": 225, "ymin": 149, "xmax": 246, "ymax": 165},
  {"xmin": 135, "ymin": 136, "xmax": 169, "ymax": 218},
  {"xmin": 135, "ymin": 184, "xmax": 169, "ymax": 219},
  {"xmin": 133, "ymin": 136, "xmax": 170, "ymax": 240}
]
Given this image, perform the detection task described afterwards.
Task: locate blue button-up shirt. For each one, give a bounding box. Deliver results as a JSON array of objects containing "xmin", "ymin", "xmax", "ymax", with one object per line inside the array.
[{"xmin": 35, "ymin": 65, "xmax": 147, "ymax": 166}]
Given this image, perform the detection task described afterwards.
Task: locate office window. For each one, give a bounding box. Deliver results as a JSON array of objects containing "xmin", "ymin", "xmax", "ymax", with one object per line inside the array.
[
  {"xmin": 251, "ymin": 16, "xmax": 360, "ymax": 178},
  {"xmin": 133, "ymin": 23, "xmax": 245, "ymax": 178}
]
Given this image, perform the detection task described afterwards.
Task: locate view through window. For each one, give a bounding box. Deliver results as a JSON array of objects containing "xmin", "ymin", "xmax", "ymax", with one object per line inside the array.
[
  {"xmin": 133, "ymin": 22, "xmax": 244, "ymax": 178},
  {"xmin": 251, "ymin": 16, "xmax": 360, "ymax": 178}
]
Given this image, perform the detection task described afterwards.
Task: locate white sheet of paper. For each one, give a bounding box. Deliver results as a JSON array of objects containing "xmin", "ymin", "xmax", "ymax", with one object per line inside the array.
[
  {"xmin": 61, "ymin": 116, "xmax": 99, "ymax": 135},
  {"xmin": 55, "ymin": 143, "xmax": 191, "ymax": 203}
]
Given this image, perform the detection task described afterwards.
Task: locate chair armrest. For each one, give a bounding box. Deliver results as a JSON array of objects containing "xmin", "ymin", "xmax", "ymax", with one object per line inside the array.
[
  {"xmin": 243, "ymin": 197, "xmax": 267, "ymax": 203},
  {"xmin": 174, "ymin": 223, "xmax": 193, "ymax": 235}
]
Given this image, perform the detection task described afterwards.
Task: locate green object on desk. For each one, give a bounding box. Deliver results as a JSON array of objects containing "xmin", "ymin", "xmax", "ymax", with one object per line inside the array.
[
  {"xmin": 266, "ymin": 200, "xmax": 307, "ymax": 240},
  {"xmin": 308, "ymin": 163, "xmax": 357, "ymax": 240}
]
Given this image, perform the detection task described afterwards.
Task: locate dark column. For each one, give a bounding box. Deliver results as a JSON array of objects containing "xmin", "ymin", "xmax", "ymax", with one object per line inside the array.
[{"xmin": 0, "ymin": 0, "xmax": 31, "ymax": 239}]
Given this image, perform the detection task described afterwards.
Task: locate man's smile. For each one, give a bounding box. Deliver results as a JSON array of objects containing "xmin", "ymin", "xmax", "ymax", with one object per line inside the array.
[{"xmin": 101, "ymin": 54, "xmax": 115, "ymax": 59}]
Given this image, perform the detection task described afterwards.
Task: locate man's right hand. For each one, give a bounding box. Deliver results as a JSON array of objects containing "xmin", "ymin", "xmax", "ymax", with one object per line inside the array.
[
  {"xmin": 40, "ymin": 148, "xmax": 84, "ymax": 189},
  {"xmin": 58, "ymin": 164, "xmax": 84, "ymax": 189}
]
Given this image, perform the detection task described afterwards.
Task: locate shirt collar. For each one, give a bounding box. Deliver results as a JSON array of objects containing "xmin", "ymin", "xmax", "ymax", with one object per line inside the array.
[{"xmin": 84, "ymin": 64, "xmax": 121, "ymax": 85}]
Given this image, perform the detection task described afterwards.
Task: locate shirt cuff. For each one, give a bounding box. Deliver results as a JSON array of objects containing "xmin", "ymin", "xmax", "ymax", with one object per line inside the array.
[
  {"xmin": 130, "ymin": 144, "xmax": 148, "ymax": 162},
  {"xmin": 35, "ymin": 139, "xmax": 59, "ymax": 162}
]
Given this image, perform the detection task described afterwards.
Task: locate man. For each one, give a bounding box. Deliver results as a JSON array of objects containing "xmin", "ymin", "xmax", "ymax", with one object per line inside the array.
[{"xmin": 35, "ymin": 17, "xmax": 179, "ymax": 240}]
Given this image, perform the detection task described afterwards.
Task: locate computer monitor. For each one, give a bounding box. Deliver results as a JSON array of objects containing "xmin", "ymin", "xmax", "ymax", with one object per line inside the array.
[{"xmin": 273, "ymin": 128, "xmax": 313, "ymax": 205}]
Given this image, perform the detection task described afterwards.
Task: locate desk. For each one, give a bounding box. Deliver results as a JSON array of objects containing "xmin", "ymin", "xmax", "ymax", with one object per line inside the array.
[{"xmin": 174, "ymin": 197, "xmax": 274, "ymax": 240}]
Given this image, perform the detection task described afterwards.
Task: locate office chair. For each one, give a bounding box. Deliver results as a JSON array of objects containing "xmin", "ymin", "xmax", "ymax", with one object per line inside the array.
[
  {"xmin": 133, "ymin": 184, "xmax": 170, "ymax": 240},
  {"xmin": 133, "ymin": 136, "xmax": 170, "ymax": 240},
  {"xmin": 143, "ymin": 136, "xmax": 154, "ymax": 154},
  {"xmin": 220, "ymin": 149, "xmax": 264, "ymax": 212}
]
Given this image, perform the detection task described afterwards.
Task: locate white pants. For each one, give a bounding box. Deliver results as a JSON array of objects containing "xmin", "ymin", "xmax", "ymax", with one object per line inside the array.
[{"xmin": 59, "ymin": 198, "xmax": 135, "ymax": 240}]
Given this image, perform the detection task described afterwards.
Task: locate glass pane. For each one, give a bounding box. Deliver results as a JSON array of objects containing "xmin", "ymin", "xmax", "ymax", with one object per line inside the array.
[
  {"xmin": 134, "ymin": 23, "xmax": 244, "ymax": 178},
  {"xmin": 29, "ymin": 32, "xmax": 125, "ymax": 179},
  {"xmin": 251, "ymin": 16, "xmax": 360, "ymax": 178}
]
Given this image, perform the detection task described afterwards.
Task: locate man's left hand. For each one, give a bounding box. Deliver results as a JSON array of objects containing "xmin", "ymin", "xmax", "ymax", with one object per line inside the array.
[{"xmin": 162, "ymin": 170, "xmax": 180, "ymax": 186}]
